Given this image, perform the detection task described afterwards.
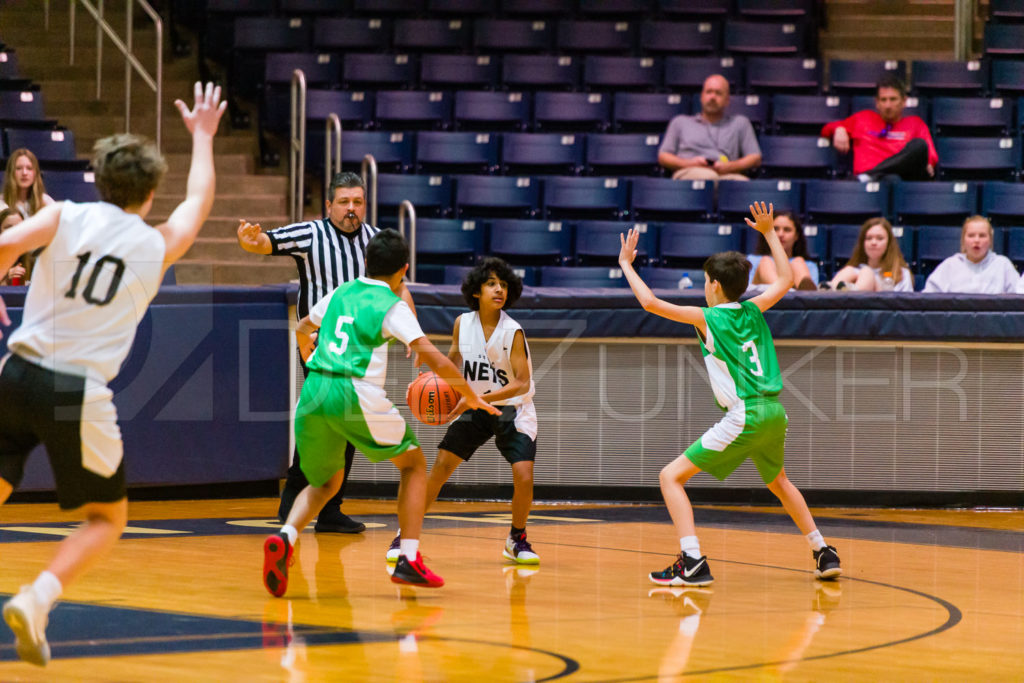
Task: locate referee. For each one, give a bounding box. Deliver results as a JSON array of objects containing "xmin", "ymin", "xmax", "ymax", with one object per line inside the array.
[{"xmin": 238, "ymin": 171, "xmax": 413, "ymax": 533}]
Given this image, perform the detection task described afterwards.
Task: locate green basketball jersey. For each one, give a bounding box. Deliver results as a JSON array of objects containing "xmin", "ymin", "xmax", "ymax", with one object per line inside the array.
[
  {"xmin": 306, "ymin": 278, "xmax": 400, "ymax": 380},
  {"xmin": 698, "ymin": 300, "xmax": 782, "ymax": 409}
]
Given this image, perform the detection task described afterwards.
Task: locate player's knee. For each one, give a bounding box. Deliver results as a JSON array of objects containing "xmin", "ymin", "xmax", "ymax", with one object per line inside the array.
[{"xmin": 512, "ymin": 464, "xmax": 534, "ymax": 488}]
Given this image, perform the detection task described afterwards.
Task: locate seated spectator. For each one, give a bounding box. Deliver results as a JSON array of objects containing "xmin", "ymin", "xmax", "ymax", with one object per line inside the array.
[
  {"xmin": 750, "ymin": 210, "xmax": 817, "ymax": 290},
  {"xmin": 826, "ymin": 217, "xmax": 913, "ymax": 291},
  {"xmin": 658, "ymin": 74, "xmax": 761, "ymax": 182},
  {"xmin": 0, "ymin": 207, "xmax": 27, "ymax": 285},
  {"xmin": 1, "ymin": 148, "xmax": 54, "ymax": 219},
  {"xmin": 821, "ymin": 74, "xmax": 937, "ymax": 182},
  {"xmin": 923, "ymin": 216, "xmax": 1019, "ymax": 294}
]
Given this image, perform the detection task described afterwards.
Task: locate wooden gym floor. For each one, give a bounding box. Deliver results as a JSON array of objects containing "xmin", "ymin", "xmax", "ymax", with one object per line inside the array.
[{"xmin": 0, "ymin": 498, "xmax": 1020, "ymax": 681}]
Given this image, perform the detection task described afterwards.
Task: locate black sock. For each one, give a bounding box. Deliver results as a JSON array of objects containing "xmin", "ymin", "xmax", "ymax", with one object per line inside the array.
[{"xmin": 510, "ymin": 525, "xmax": 525, "ymax": 539}]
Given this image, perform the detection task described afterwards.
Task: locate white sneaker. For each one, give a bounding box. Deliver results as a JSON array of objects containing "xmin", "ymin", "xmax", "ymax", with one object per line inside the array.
[
  {"xmin": 3, "ymin": 586, "xmax": 51, "ymax": 666},
  {"xmin": 503, "ymin": 534, "xmax": 540, "ymax": 564},
  {"xmin": 385, "ymin": 534, "xmax": 402, "ymax": 563}
]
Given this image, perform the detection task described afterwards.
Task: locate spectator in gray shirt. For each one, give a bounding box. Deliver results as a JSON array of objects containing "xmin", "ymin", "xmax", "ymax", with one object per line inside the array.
[{"xmin": 658, "ymin": 74, "xmax": 761, "ymax": 182}]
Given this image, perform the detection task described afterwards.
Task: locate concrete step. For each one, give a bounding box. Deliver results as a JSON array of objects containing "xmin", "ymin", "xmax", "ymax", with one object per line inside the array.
[
  {"xmin": 826, "ymin": 16, "xmax": 953, "ymax": 36},
  {"xmin": 185, "ymin": 237, "xmax": 271, "ymax": 262},
  {"xmin": 76, "ymin": 133, "xmax": 255, "ymax": 157},
  {"xmin": 824, "ymin": 35, "xmax": 955, "ymax": 54},
  {"xmin": 825, "ymin": 0, "xmax": 954, "ymax": 17},
  {"xmin": 164, "ymin": 153, "xmax": 255, "ymax": 175},
  {"xmin": 173, "ymin": 260, "xmax": 298, "ymax": 286},
  {"xmin": 151, "ymin": 193, "xmax": 288, "ymax": 218},
  {"xmin": 164, "ymin": 173, "xmax": 287, "ymax": 195},
  {"xmin": 146, "ymin": 216, "xmax": 292, "ymax": 239}
]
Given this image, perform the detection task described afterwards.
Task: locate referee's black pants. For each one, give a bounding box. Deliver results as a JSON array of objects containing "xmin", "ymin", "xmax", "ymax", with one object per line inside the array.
[{"xmin": 278, "ymin": 360, "xmax": 353, "ymax": 519}]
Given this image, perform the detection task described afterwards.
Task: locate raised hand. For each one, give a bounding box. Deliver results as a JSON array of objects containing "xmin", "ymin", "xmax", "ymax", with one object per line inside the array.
[
  {"xmin": 174, "ymin": 81, "xmax": 227, "ymax": 138},
  {"xmin": 237, "ymin": 220, "xmax": 263, "ymax": 248},
  {"xmin": 744, "ymin": 201, "xmax": 774, "ymax": 235},
  {"xmin": 618, "ymin": 227, "xmax": 640, "ymax": 266}
]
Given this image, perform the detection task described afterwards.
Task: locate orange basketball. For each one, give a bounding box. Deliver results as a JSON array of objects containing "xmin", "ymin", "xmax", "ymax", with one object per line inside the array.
[{"xmin": 407, "ymin": 372, "xmax": 460, "ymax": 426}]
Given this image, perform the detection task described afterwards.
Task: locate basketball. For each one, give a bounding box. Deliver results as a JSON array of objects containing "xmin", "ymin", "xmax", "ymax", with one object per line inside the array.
[{"xmin": 407, "ymin": 372, "xmax": 460, "ymax": 426}]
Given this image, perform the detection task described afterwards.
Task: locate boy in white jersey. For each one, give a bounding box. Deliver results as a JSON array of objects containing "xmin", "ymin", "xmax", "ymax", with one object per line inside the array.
[
  {"xmin": 0, "ymin": 82, "xmax": 225, "ymax": 666},
  {"xmin": 262, "ymin": 230, "xmax": 499, "ymax": 595},
  {"xmin": 385, "ymin": 257, "xmax": 539, "ymax": 565},
  {"xmin": 618, "ymin": 202, "xmax": 841, "ymax": 587}
]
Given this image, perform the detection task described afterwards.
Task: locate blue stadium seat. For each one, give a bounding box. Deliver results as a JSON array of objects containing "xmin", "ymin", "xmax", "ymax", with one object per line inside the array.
[
  {"xmin": 502, "ymin": 55, "xmax": 581, "ymax": 90},
  {"xmin": 281, "ymin": 0, "xmax": 354, "ymax": 14},
  {"xmin": 722, "ymin": 93, "xmax": 769, "ymax": 132},
  {"xmin": 416, "ymin": 131, "xmax": 499, "ymax": 174},
  {"xmin": 892, "ymin": 181, "xmax": 979, "ymax": 226},
  {"xmin": 393, "ymin": 18, "xmax": 471, "ymax": 52},
  {"xmin": 539, "ymin": 265, "xmax": 629, "ymax": 288},
  {"xmin": 1003, "ymin": 228, "xmax": 1024, "ymax": 268},
  {"xmin": 205, "ymin": 0, "xmax": 275, "ymax": 12},
  {"xmin": 575, "ymin": 220, "xmax": 658, "ymax": 265},
  {"xmin": 984, "ymin": 24, "xmax": 1024, "ymax": 57},
  {"xmin": 828, "ymin": 59, "xmax": 907, "ymax": 93},
  {"xmin": 930, "ymin": 97, "xmax": 1013, "ymax": 136},
  {"xmin": 0, "ymin": 90, "xmax": 49, "ymax": 126},
  {"xmin": 613, "ymin": 92, "xmax": 689, "ymax": 133},
  {"xmin": 303, "ymin": 89, "xmax": 375, "ymax": 130},
  {"xmin": 263, "ymin": 52, "xmax": 339, "ymax": 87},
  {"xmin": 5, "ymin": 128, "xmax": 81, "ymax": 168},
  {"xmin": 474, "ymin": 19, "xmax": 555, "ymax": 52},
  {"xmin": 502, "ymin": 0, "xmax": 572, "ymax": 13},
  {"xmin": 502, "ymin": 132, "xmax": 585, "ymax": 175},
  {"xmin": 232, "ymin": 17, "xmax": 311, "ymax": 51},
  {"xmin": 799, "ymin": 222, "xmax": 828, "ymax": 264},
  {"xmin": 638, "ymin": 265, "xmax": 705, "ymax": 289},
  {"xmin": 935, "ymin": 137, "xmax": 1019, "ymax": 181},
  {"xmin": 664, "ymin": 56, "xmax": 743, "ymax": 93},
  {"xmin": 0, "ymin": 51, "xmax": 21, "ymax": 80},
  {"xmin": 421, "ymin": 55, "xmax": 499, "ymax": 90},
  {"xmin": 757, "ymin": 135, "xmax": 836, "ymax": 178},
  {"xmin": 771, "ymin": 94, "xmax": 849, "ymax": 134},
  {"xmin": 717, "ymin": 179, "xmax": 803, "ymax": 221},
  {"xmin": 413, "ymin": 218, "xmax": 485, "ymax": 265},
  {"xmin": 736, "ymin": 0, "xmax": 814, "ymax": 18},
  {"xmin": 990, "ymin": 60, "xmax": 1024, "ymax": 96},
  {"xmin": 557, "ymin": 21, "xmax": 636, "ymax": 53},
  {"xmin": 582, "ymin": 56, "xmax": 662, "ymax": 91},
  {"xmin": 911, "ymin": 60, "xmax": 988, "ymax": 96},
  {"xmin": 577, "ymin": 0, "xmax": 655, "ymax": 16},
  {"xmin": 43, "ymin": 170, "xmax": 100, "ymax": 203},
  {"xmin": 850, "ymin": 93, "xmax": 929, "ymax": 121},
  {"xmin": 639, "ymin": 21, "xmax": 720, "ymax": 54},
  {"xmin": 375, "ymin": 90, "xmax": 452, "ymax": 130},
  {"xmin": 542, "ymin": 176, "xmax": 628, "ymax": 220},
  {"xmin": 445, "ymin": 263, "xmax": 538, "ymax": 285},
  {"xmin": 829, "ymin": 223, "xmax": 915, "ymax": 271},
  {"xmin": 342, "ymin": 54, "xmax": 417, "ymax": 90},
  {"xmin": 630, "ymin": 177, "xmax": 714, "ymax": 222},
  {"xmin": 377, "ymin": 173, "xmax": 453, "ymax": 219},
  {"xmin": 660, "ymin": 222, "xmax": 744, "ymax": 267},
  {"xmin": 989, "ymin": 0, "xmax": 1024, "ymax": 20},
  {"xmin": 312, "ymin": 17, "xmax": 390, "ymax": 51},
  {"xmin": 428, "ymin": 0, "xmax": 496, "ymax": 13},
  {"xmin": 585, "ymin": 133, "xmax": 662, "ymax": 176},
  {"xmin": 916, "ymin": 225, "xmax": 966, "ymax": 275},
  {"xmin": 455, "ymin": 175, "xmax": 541, "ymax": 218},
  {"xmin": 723, "ymin": 20, "xmax": 806, "ymax": 55},
  {"xmin": 354, "ymin": 0, "xmax": 425, "ymax": 12},
  {"xmin": 745, "ymin": 56, "xmax": 821, "ymax": 92},
  {"xmin": 660, "ymin": 0, "xmax": 730, "ymax": 18},
  {"xmin": 534, "ymin": 92, "xmax": 612, "ymax": 132},
  {"xmin": 490, "ymin": 219, "xmax": 574, "ymax": 266},
  {"xmin": 804, "ymin": 179, "xmax": 890, "ymax": 223},
  {"xmin": 335, "ymin": 130, "xmax": 414, "ymax": 173},
  {"xmin": 981, "ymin": 181, "xmax": 1024, "ymax": 225},
  {"xmin": 454, "ymin": 91, "xmax": 531, "ymax": 132}
]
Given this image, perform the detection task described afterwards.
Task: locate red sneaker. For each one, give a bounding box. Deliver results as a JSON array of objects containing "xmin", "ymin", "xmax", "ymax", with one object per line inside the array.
[
  {"xmin": 263, "ymin": 533, "xmax": 293, "ymax": 597},
  {"xmin": 390, "ymin": 551, "xmax": 444, "ymax": 588}
]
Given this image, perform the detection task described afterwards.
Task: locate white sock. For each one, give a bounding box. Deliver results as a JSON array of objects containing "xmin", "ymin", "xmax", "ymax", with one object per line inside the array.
[
  {"xmin": 806, "ymin": 530, "xmax": 826, "ymax": 551},
  {"xmin": 281, "ymin": 525, "xmax": 298, "ymax": 546},
  {"xmin": 399, "ymin": 539, "xmax": 420, "ymax": 559},
  {"xmin": 32, "ymin": 571, "xmax": 62, "ymax": 610},
  {"xmin": 679, "ymin": 535, "xmax": 701, "ymax": 560}
]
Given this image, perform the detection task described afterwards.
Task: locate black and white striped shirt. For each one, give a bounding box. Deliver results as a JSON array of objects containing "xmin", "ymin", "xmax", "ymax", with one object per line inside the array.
[{"xmin": 266, "ymin": 219, "xmax": 381, "ymax": 319}]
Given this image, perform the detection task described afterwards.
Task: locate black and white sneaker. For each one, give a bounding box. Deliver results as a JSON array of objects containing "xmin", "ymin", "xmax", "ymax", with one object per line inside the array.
[
  {"xmin": 813, "ymin": 545, "xmax": 842, "ymax": 580},
  {"xmin": 649, "ymin": 553, "xmax": 714, "ymax": 587}
]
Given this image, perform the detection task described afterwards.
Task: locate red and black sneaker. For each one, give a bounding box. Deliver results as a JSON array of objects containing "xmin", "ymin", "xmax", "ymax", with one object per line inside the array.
[
  {"xmin": 263, "ymin": 533, "xmax": 294, "ymax": 598},
  {"xmin": 390, "ymin": 551, "xmax": 445, "ymax": 588}
]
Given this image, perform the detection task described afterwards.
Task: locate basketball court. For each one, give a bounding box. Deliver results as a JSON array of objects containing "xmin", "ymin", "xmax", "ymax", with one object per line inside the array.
[{"xmin": 0, "ymin": 497, "xmax": 1019, "ymax": 680}]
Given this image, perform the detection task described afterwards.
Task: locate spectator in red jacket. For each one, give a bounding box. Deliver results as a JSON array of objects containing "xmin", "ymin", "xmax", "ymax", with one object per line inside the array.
[{"xmin": 821, "ymin": 74, "xmax": 938, "ymax": 182}]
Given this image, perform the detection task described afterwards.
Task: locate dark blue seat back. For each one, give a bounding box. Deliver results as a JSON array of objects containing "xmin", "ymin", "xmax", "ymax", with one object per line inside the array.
[
  {"xmin": 981, "ymin": 181, "xmax": 1024, "ymax": 224},
  {"xmin": 534, "ymin": 91, "xmax": 612, "ymax": 132},
  {"xmin": 990, "ymin": 59, "xmax": 1024, "ymax": 96},
  {"xmin": 414, "ymin": 217, "xmax": 485, "ymax": 264},
  {"xmin": 501, "ymin": 132, "xmax": 585, "ymax": 175},
  {"xmin": 455, "ymin": 175, "xmax": 541, "ymax": 218},
  {"xmin": 490, "ymin": 219, "xmax": 573, "ymax": 265},
  {"xmin": 375, "ymin": 90, "xmax": 452, "ymax": 130},
  {"xmin": 717, "ymin": 179, "xmax": 803, "ymax": 221},
  {"xmin": 264, "ymin": 52, "xmax": 339, "ymax": 87},
  {"xmin": 43, "ymin": 170, "xmax": 100, "ymax": 203},
  {"xmin": 911, "ymin": 60, "xmax": 988, "ymax": 96},
  {"xmin": 892, "ymin": 181, "xmax": 979, "ymax": 226},
  {"xmin": 745, "ymin": 56, "xmax": 821, "ymax": 92},
  {"xmin": 985, "ymin": 23, "xmax": 1024, "ymax": 57},
  {"xmin": 640, "ymin": 21, "xmax": 720, "ymax": 54},
  {"xmin": 416, "ymin": 131, "xmax": 499, "ymax": 174},
  {"xmin": 613, "ymin": 92, "xmax": 689, "ymax": 133},
  {"xmin": 758, "ymin": 135, "xmax": 837, "ymax": 178},
  {"xmin": 660, "ymin": 222, "xmax": 744, "ymax": 267},
  {"xmin": 312, "ymin": 17, "xmax": 391, "ymax": 51},
  {"xmin": 421, "ymin": 55, "xmax": 499, "ymax": 89},
  {"xmin": 931, "ymin": 97, "xmax": 1014, "ymax": 136},
  {"xmin": 582, "ymin": 56, "xmax": 662, "ymax": 91},
  {"xmin": 0, "ymin": 90, "xmax": 47, "ymax": 124},
  {"xmin": 661, "ymin": 0, "xmax": 731, "ymax": 18},
  {"xmin": 474, "ymin": 19, "xmax": 555, "ymax": 52},
  {"xmin": 393, "ymin": 18, "xmax": 471, "ymax": 51},
  {"xmin": 342, "ymin": 53, "xmax": 416, "ymax": 89},
  {"xmin": 935, "ymin": 137, "xmax": 1019, "ymax": 180},
  {"xmin": 5, "ymin": 128, "xmax": 77, "ymax": 164},
  {"xmin": 771, "ymin": 94, "xmax": 849, "ymax": 133},
  {"xmin": 585, "ymin": 133, "xmax": 662, "ymax": 176},
  {"xmin": 557, "ymin": 20, "xmax": 637, "ymax": 53},
  {"xmin": 804, "ymin": 179, "xmax": 890, "ymax": 223},
  {"xmin": 723, "ymin": 20, "xmax": 806, "ymax": 55},
  {"xmin": 916, "ymin": 225, "xmax": 965, "ymax": 273},
  {"xmin": 454, "ymin": 91, "xmax": 531, "ymax": 131},
  {"xmin": 376, "ymin": 173, "xmax": 453, "ymax": 218},
  {"xmin": 336, "ymin": 130, "xmax": 414, "ymax": 173},
  {"xmin": 575, "ymin": 220, "xmax": 657, "ymax": 265},
  {"xmin": 542, "ymin": 176, "xmax": 628, "ymax": 220},
  {"xmin": 502, "ymin": 55, "xmax": 581, "ymax": 90},
  {"xmin": 630, "ymin": 176, "xmax": 714, "ymax": 222},
  {"xmin": 539, "ymin": 265, "xmax": 628, "ymax": 288},
  {"xmin": 827, "ymin": 59, "xmax": 907, "ymax": 93}
]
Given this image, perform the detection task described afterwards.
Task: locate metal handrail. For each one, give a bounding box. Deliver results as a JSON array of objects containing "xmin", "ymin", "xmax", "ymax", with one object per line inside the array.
[
  {"xmin": 69, "ymin": 0, "xmax": 163, "ymax": 150},
  {"xmin": 324, "ymin": 113, "xmax": 341, "ymax": 201},
  {"xmin": 361, "ymin": 154, "xmax": 378, "ymax": 228},
  {"xmin": 398, "ymin": 200, "xmax": 417, "ymax": 282},
  {"xmin": 289, "ymin": 69, "xmax": 307, "ymax": 224}
]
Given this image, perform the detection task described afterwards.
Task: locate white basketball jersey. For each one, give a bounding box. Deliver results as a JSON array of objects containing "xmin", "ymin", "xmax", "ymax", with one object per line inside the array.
[
  {"xmin": 457, "ymin": 310, "xmax": 535, "ymax": 407},
  {"xmin": 8, "ymin": 201, "xmax": 166, "ymax": 385}
]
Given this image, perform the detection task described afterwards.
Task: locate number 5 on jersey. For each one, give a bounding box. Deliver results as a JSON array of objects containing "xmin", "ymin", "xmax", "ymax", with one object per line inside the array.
[{"xmin": 328, "ymin": 315, "xmax": 355, "ymax": 355}]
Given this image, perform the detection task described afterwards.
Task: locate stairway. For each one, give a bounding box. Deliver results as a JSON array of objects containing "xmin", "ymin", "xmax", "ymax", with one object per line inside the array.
[{"xmin": 0, "ymin": 2, "xmax": 297, "ymax": 285}]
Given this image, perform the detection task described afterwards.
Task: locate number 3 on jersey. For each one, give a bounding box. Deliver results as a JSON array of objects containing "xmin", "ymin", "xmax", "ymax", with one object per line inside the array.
[
  {"xmin": 740, "ymin": 339, "xmax": 764, "ymax": 377},
  {"xmin": 328, "ymin": 315, "xmax": 355, "ymax": 355}
]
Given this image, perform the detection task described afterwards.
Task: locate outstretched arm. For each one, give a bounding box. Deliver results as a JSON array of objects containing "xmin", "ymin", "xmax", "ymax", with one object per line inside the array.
[
  {"xmin": 410, "ymin": 336, "xmax": 500, "ymax": 416},
  {"xmin": 156, "ymin": 82, "xmax": 227, "ymax": 267},
  {"xmin": 236, "ymin": 220, "xmax": 273, "ymax": 255},
  {"xmin": 747, "ymin": 202, "xmax": 792, "ymax": 312},
  {"xmin": 618, "ymin": 227, "xmax": 707, "ymax": 336}
]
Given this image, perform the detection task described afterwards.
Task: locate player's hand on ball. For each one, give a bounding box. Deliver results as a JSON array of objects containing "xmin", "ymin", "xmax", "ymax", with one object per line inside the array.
[
  {"xmin": 618, "ymin": 228, "xmax": 640, "ymax": 266},
  {"xmin": 745, "ymin": 201, "xmax": 774, "ymax": 235},
  {"xmin": 465, "ymin": 391, "xmax": 500, "ymax": 415},
  {"xmin": 445, "ymin": 396, "xmax": 468, "ymax": 423}
]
